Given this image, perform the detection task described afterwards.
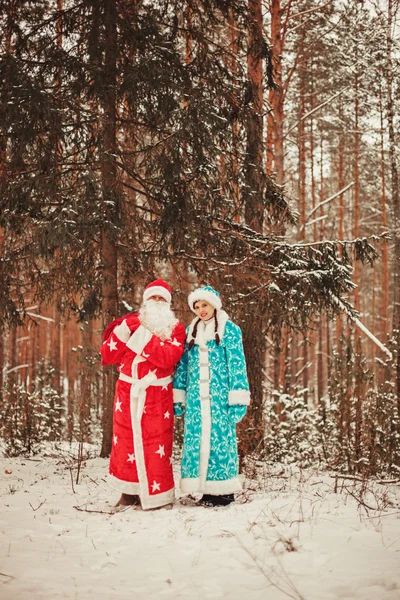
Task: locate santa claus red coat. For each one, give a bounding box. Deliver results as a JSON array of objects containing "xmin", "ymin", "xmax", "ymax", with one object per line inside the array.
[{"xmin": 101, "ymin": 306, "xmax": 186, "ymax": 510}]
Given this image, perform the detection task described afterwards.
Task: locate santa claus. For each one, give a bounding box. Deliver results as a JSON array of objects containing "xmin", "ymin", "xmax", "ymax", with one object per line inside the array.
[{"xmin": 101, "ymin": 279, "xmax": 186, "ymax": 510}]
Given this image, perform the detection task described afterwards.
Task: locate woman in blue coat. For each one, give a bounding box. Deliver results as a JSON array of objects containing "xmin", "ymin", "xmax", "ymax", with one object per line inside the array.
[{"xmin": 173, "ymin": 286, "xmax": 251, "ymax": 506}]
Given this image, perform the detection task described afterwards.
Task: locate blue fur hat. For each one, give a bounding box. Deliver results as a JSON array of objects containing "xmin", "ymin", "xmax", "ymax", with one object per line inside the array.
[{"xmin": 188, "ymin": 286, "xmax": 222, "ymax": 313}]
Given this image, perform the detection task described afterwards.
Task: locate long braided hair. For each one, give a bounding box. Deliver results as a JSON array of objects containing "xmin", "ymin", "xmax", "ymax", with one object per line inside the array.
[{"xmin": 188, "ymin": 307, "xmax": 220, "ymax": 350}]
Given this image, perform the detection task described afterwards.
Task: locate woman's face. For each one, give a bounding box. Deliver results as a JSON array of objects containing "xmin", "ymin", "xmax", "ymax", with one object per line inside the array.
[{"xmin": 194, "ymin": 300, "xmax": 215, "ymax": 321}]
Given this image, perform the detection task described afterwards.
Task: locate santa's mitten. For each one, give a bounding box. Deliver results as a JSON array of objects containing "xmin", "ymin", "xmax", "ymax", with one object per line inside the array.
[
  {"xmin": 125, "ymin": 314, "xmax": 141, "ymax": 332},
  {"xmin": 229, "ymin": 404, "xmax": 247, "ymax": 423},
  {"xmin": 174, "ymin": 403, "xmax": 185, "ymax": 417}
]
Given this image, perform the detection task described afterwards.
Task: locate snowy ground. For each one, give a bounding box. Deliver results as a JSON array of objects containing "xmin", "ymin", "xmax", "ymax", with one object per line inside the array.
[{"xmin": 1, "ymin": 446, "xmax": 400, "ymax": 600}]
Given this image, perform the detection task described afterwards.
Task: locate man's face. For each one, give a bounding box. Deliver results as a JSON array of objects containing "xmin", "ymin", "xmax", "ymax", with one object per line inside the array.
[{"xmin": 149, "ymin": 295, "xmax": 167, "ymax": 303}]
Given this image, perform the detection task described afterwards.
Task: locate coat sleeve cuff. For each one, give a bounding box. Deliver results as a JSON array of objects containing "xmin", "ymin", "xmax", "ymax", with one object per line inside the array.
[
  {"xmin": 228, "ymin": 390, "xmax": 251, "ymax": 406},
  {"xmin": 113, "ymin": 319, "xmax": 131, "ymax": 343},
  {"xmin": 126, "ymin": 325, "xmax": 152, "ymax": 355},
  {"xmin": 173, "ymin": 388, "xmax": 186, "ymax": 405}
]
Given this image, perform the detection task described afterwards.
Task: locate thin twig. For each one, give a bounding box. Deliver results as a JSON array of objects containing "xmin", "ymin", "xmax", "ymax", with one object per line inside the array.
[
  {"xmin": 29, "ymin": 499, "xmax": 46, "ymax": 512},
  {"xmin": 73, "ymin": 505, "xmax": 129, "ymax": 515}
]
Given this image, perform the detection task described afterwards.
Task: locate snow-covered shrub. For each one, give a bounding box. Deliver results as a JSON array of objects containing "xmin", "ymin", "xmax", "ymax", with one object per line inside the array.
[
  {"xmin": 259, "ymin": 337, "xmax": 399, "ymax": 476},
  {"xmin": 263, "ymin": 390, "xmax": 325, "ymax": 466}
]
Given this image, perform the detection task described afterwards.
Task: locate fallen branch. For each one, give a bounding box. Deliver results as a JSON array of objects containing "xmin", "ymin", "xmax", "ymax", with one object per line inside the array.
[
  {"xmin": 344, "ymin": 486, "xmax": 379, "ymax": 512},
  {"xmin": 73, "ymin": 505, "xmax": 129, "ymax": 515}
]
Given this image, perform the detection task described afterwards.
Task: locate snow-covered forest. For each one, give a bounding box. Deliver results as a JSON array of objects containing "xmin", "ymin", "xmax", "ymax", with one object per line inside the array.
[{"xmin": 1, "ymin": 0, "xmax": 400, "ymax": 597}]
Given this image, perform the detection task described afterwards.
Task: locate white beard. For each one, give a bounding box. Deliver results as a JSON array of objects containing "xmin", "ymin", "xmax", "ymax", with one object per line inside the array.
[{"xmin": 139, "ymin": 300, "xmax": 178, "ymax": 341}]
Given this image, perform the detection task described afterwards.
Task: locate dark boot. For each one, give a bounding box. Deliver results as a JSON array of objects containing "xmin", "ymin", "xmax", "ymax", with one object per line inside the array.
[
  {"xmin": 115, "ymin": 493, "xmax": 140, "ymax": 507},
  {"xmin": 200, "ymin": 493, "xmax": 234, "ymax": 507}
]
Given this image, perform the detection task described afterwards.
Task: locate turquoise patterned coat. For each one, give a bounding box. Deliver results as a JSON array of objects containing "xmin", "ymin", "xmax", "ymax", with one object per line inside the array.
[{"xmin": 173, "ymin": 310, "xmax": 251, "ymax": 495}]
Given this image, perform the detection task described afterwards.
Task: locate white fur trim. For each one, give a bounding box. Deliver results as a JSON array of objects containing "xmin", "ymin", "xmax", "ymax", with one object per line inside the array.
[
  {"xmin": 228, "ymin": 390, "xmax": 251, "ymax": 406},
  {"xmin": 113, "ymin": 319, "xmax": 131, "ymax": 343},
  {"xmin": 108, "ymin": 473, "xmax": 140, "ymax": 495},
  {"xmin": 143, "ymin": 286, "xmax": 171, "ymax": 304},
  {"xmin": 126, "ymin": 325, "xmax": 152, "ymax": 355},
  {"xmin": 198, "ymin": 347, "xmax": 211, "ymax": 491},
  {"xmin": 140, "ymin": 488, "xmax": 174, "ymax": 509},
  {"xmin": 131, "ymin": 352, "xmax": 145, "ymax": 379},
  {"xmin": 181, "ymin": 476, "xmax": 242, "ymax": 494},
  {"xmin": 173, "ymin": 388, "xmax": 186, "ymax": 405},
  {"xmin": 187, "ymin": 310, "xmax": 230, "ymax": 347},
  {"xmin": 128, "ymin": 362, "xmax": 175, "ymax": 510},
  {"xmin": 188, "ymin": 289, "xmax": 222, "ymax": 312}
]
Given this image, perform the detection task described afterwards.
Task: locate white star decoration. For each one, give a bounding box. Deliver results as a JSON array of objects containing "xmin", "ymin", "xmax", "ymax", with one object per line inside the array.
[
  {"xmin": 113, "ymin": 435, "xmax": 118, "ymax": 445},
  {"xmin": 152, "ymin": 481, "xmax": 161, "ymax": 493},
  {"xmin": 115, "ymin": 398, "xmax": 122, "ymax": 412},
  {"xmin": 162, "ymin": 384, "xmax": 169, "ymax": 390},
  {"xmin": 127, "ymin": 453, "xmax": 135, "ymax": 463},
  {"xmin": 160, "ymin": 342, "xmax": 164, "ymax": 346},
  {"xmin": 164, "ymin": 411, "xmax": 170, "ymax": 419},
  {"xmin": 171, "ymin": 338, "xmax": 181, "ymax": 347},
  {"xmin": 142, "ymin": 352, "xmax": 150, "ymax": 358},
  {"xmin": 155, "ymin": 445, "xmax": 165, "ymax": 458},
  {"xmin": 169, "ymin": 456, "xmax": 173, "ymax": 465},
  {"xmin": 108, "ymin": 338, "xmax": 118, "ymax": 351}
]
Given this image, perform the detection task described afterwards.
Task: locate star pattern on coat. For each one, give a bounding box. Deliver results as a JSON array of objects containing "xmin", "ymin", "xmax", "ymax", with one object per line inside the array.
[
  {"xmin": 102, "ymin": 314, "xmax": 186, "ymax": 508},
  {"xmin": 152, "ymin": 481, "xmax": 161, "ymax": 493},
  {"xmin": 108, "ymin": 339, "xmax": 118, "ymax": 351},
  {"xmin": 155, "ymin": 445, "xmax": 165, "ymax": 458}
]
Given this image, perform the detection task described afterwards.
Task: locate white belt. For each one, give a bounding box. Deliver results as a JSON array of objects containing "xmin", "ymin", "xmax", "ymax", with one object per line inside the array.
[{"xmin": 119, "ymin": 372, "xmax": 172, "ymax": 420}]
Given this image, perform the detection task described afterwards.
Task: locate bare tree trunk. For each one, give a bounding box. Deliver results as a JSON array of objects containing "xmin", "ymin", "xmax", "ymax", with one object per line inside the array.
[
  {"xmin": 245, "ymin": 0, "xmax": 264, "ymax": 230},
  {"xmin": 239, "ymin": 0, "xmax": 265, "ymax": 456},
  {"xmin": 386, "ymin": 0, "xmax": 400, "ymax": 423},
  {"xmin": 336, "ymin": 99, "xmax": 344, "ymax": 346},
  {"xmin": 229, "ymin": 8, "xmax": 240, "ymax": 220},
  {"xmin": 100, "ymin": 0, "xmax": 119, "ymax": 458},
  {"xmin": 270, "ymin": 0, "xmax": 284, "ymax": 187},
  {"xmin": 298, "ymin": 49, "xmax": 308, "ymax": 402},
  {"xmin": 379, "ymin": 82, "xmax": 389, "ymax": 342},
  {"xmin": 353, "ymin": 31, "xmax": 360, "ymax": 313}
]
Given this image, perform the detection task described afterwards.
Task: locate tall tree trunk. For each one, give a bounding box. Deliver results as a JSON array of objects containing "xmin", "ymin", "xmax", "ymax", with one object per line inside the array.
[
  {"xmin": 270, "ymin": 0, "xmax": 284, "ymax": 187},
  {"xmin": 239, "ymin": 0, "xmax": 265, "ymax": 455},
  {"xmin": 379, "ymin": 82, "xmax": 389, "ymax": 342},
  {"xmin": 298, "ymin": 49, "xmax": 308, "ymax": 402},
  {"xmin": 336, "ymin": 99, "xmax": 344, "ymax": 346},
  {"xmin": 245, "ymin": 0, "xmax": 264, "ymax": 230},
  {"xmin": 386, "ymin": 0, "xmax": 400, "ymax": 424},
  {"xmin": 353, "ymin": 29, "xmax": 360, "ymax": 313},
  {"xmin": 229, "ymin": 8, "xmax": 240, "ymax": 220},
  {"xmin": 51, "ymin": 1, "xmax": 63, "ymax": 401},
  {"xmin": 100, "ymin": 0, "xmax": 119, "ymax": 458}
]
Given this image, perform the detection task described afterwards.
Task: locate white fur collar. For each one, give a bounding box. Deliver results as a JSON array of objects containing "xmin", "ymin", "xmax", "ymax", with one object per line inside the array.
[{"xmin": 187, "ymin": 310, "xmax": 230, "ymax": 348}]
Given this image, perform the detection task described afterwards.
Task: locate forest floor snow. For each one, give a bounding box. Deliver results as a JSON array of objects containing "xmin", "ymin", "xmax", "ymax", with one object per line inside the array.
[{"xmin": 1, "ymin": 445, "xmax": 400, "ymax": 600}]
